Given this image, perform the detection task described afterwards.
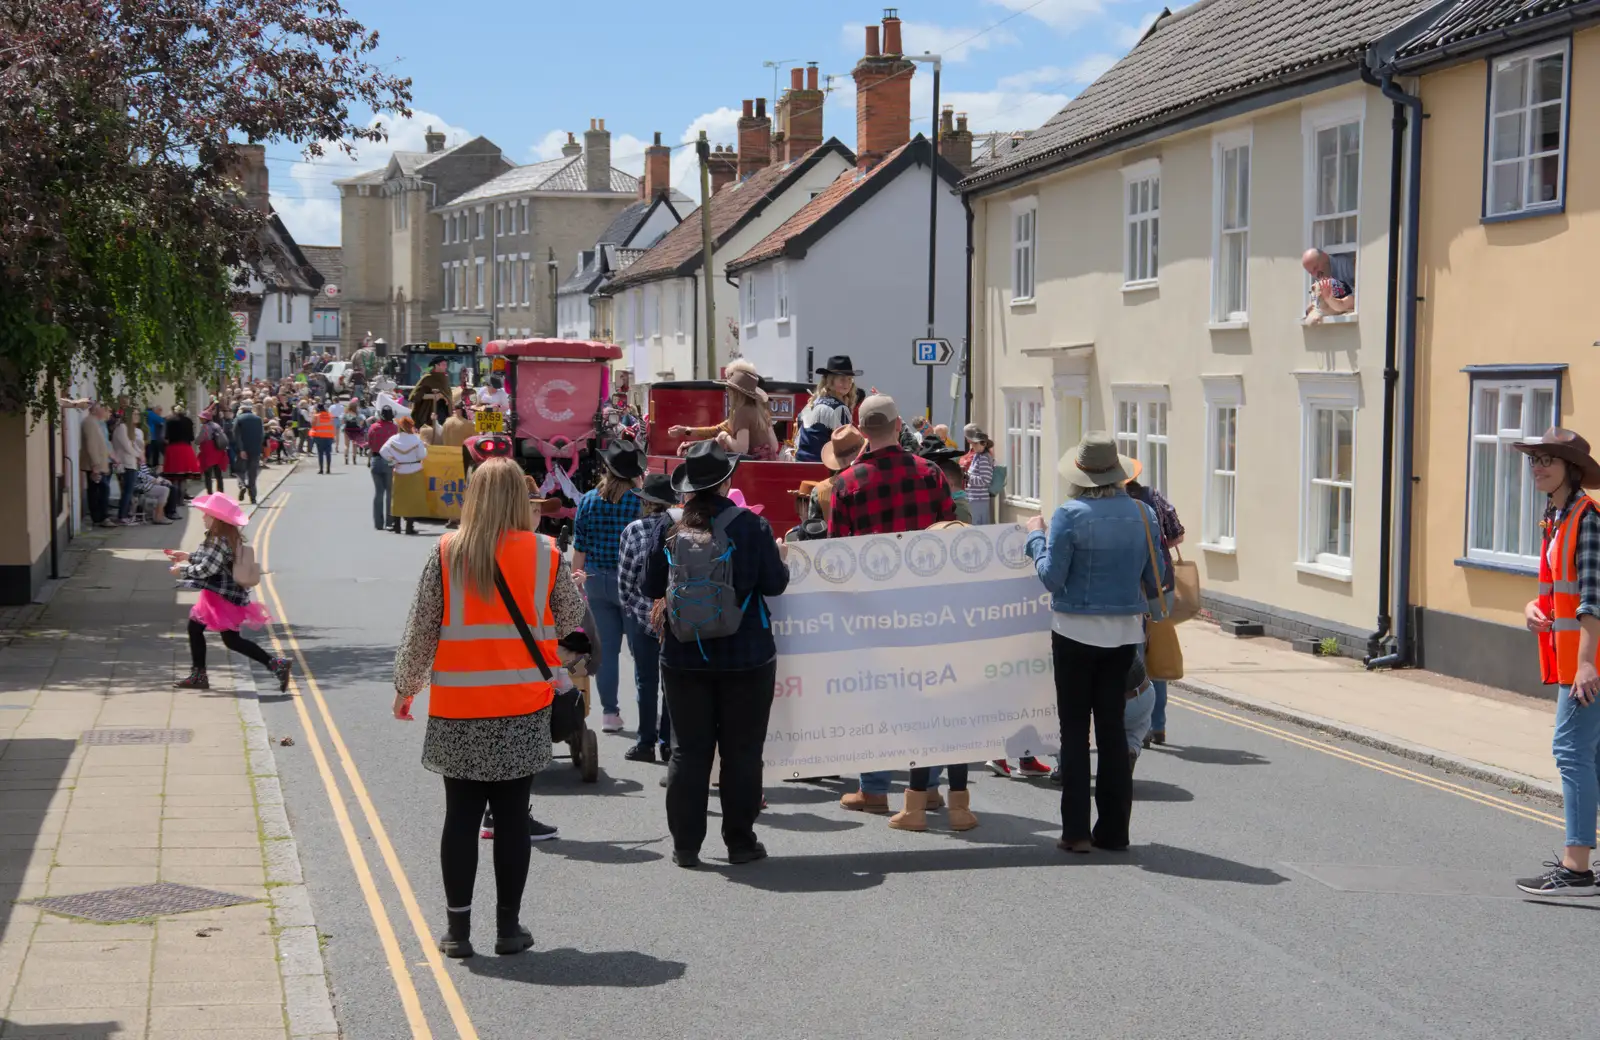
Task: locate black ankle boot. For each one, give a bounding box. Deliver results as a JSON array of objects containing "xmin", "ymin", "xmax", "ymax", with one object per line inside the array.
[
  {"xmin": 438, "ymin": 909, "xmax": 473, "ymax": 958},
  {"xmin": 494, "ymin": 906, "xmax": 533, "ymax": 955}
]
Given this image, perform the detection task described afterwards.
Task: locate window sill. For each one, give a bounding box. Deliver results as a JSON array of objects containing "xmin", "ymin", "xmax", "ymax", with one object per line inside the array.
[
  {"xmin": 1305, "ymin": 313, "xmax": 1358, "ymax": 325},
  {"xmin": 1121, "ymin": 279, "xmax": 1159, "ymax": 294},
  {"xmin": 1199, "ymin": 542, "xmax": 1237, "ymax": 556},
  {"xmin": 1294, "ymin": 561, "xmax": 1353, "ymax": 583},
  {"xmin": 1208, "ymin": 320, "xmax": 1249, "ymax": 331},
  {"xmin": 1454, "ymin": 555, "xmax": 1538, "ymax": 578},
  {"xmin": 1482, "ymin": 202, "xmax": 1565, "ymax": 225},
  {"xmin": 775, "ymin": 316, "xmax": 791, "ymax": 326},
  {"xmin": 1009, "ymin": 297, "xmax": 1036, "ymax": 310},
  {"xmin": 743, "ymin": 324, "xmax": 757, "ymax": 333},
  {"xmin": 1009, "ymin": 499, "xmax": 1041, "ymax": 511}
]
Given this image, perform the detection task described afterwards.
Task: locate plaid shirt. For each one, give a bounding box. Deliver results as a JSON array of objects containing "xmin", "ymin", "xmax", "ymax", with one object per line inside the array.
[
  {"xmin": 828, "ymin": 445, "xmax": 955, "ymax": 537},
  {"xmin": 176, "ymin": 538, "xmax": 249, "ymax": 606},
  {"xmin": 573, "ymin": 489, "xmax": 642, "ymax": 571},
  {"xmin": 618, "ymin": 512, "xmax": 673, "ymax": 626},
  {"xmin": 1551, "ymin": 496, "xmax": 1600, "ymax": 620}
]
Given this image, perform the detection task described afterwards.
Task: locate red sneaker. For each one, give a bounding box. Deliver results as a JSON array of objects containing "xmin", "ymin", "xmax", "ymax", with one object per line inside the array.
[
  {"xmin": 984, "ymin": 759, "xmax": 1012, "ymax": 777},
  {"xmin": 1017, "ymin": 756, "xmax": 1053, "ymax": 778}
]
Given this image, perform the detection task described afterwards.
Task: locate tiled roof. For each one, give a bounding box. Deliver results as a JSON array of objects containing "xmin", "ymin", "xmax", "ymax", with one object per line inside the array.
[
  {"xmin": 728, "ymin": 136, "xmax": 960, "ymax": 273},
  {"xmin": 446, "ymin": 155, "xmax": 638, "ymax": 205},
  {"xmin": 1393, "ymin": 0, "xmax": 1600, "ymax": 61},
  {"xmin": 962, "ymin": 0, "xmax": 1441, "ymax": 190},
  {"xmin": 299, "ymin": 245, "xmax": 343, "ymax": 289},
  {"xmin": 597, "ymin": 200, "xmax": 653, "ymax": 245},
  {"xmin": 605, "ymin": 139, "xmax": 853, "ymax": 291}
]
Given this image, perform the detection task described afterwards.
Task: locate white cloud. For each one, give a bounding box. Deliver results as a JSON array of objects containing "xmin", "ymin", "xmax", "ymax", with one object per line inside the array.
[
  {"xmin": 997, "ymin": 56, "xmax": 1117, "ymax": 93},
  {"xmin": 840, "ymin": 20, "xmax": 1018, "ymax": 62},
  {"xmin": 939, "ymin": 86, "xmax": 1071, "ymax": 135},
  {"xmin": 270, "ymin": 108, "xmax": 471, "ymax": 247},
  {"xmin": 523, "ymin": 107, "xmax": 743, "ymax": 205},
  {"xmin": 984, "ymin": 0, "xmax": 1112, "ymax": 30}
]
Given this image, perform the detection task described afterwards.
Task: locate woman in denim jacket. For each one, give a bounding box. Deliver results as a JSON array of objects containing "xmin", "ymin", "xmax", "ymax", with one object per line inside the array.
[{"xmin": 1024, "ymin": 432, "xmax": 1167, "ymax": 854}]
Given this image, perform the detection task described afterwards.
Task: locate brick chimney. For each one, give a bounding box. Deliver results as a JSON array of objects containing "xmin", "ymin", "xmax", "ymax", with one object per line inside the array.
[
  {"xmin": 584, "ymin": 118, "xmax": 611, "ymax": 192},
  {"xmin": 561, "ymin": 132, "xmax": 582, "ymax": 158},
  {"xmin": 709, "ymin": 144, "xmax": 738, "ymax": 194},
  {"xmin": 643, "ymin": 131, "xmax": 671, "ymax": 201},
  {"xmin": 737, "ymin": 98, "xmax": 771, "ymax": 180},
  {"xmin": 775, "ymin": 62, "xmax": 825, "ymax": 163},
  {"xmin": 939, "ymin": 107, "xmax": 974, "ymax": 175},
  {"xmin": 424, "ymin": 125, "xmax": 446, "ymax": 153},
  {"xmin": 229, "ymin": 143, "xmax": 270, "ymax": 212},
  {"xmin": 853, "ymin": 9, "xmax": 915, "ymax": 171}
]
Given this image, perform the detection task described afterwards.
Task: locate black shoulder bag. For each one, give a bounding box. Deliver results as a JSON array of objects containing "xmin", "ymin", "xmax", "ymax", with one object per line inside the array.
[{"xmin": 493, "ymin": 564, "xmax": 584, "ymax": 744}]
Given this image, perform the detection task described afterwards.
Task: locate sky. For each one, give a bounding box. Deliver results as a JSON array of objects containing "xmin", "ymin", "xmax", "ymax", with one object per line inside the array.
[{"xmin": 267, "ymin": 0, "xmax": 1168, "ymax": 249}]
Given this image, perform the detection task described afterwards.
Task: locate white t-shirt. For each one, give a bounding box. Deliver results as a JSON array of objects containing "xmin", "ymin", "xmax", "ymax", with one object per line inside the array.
[
  {"xmin": 477, "ymin": 387, "xmax": 510, "ymax": 411},
  {"xmin": 1051, "ymin": 611, "xmax": 1145, "ymax": 649},
  {"xmin": 329, "ymin": 403, "xmax": 345, "ymax": 423}
]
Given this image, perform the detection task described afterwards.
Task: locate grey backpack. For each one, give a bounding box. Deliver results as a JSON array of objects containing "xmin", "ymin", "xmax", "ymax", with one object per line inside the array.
[{"xmin": 664, "ymin": 508, "xmax": 760, "ymax": 656}]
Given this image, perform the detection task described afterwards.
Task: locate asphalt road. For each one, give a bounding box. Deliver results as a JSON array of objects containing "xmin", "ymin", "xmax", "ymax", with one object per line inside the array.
[{"xmin": 253, "ymin": 462, "xmax": 1582, "ymax": 1040}]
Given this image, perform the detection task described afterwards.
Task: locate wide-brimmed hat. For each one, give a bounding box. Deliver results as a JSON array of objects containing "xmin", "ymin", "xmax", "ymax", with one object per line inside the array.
[
  {"xmin": 636, "ymin": 473, "xmax": 678, "ymax": 507},
  {"xmin": 717, "ymin": 360, "xmax": 767, "ymax": 404},
  {"xmin": 1514, "ymin": 427, "xmax": 1600, "ymax": 489},
  {"xmin": 1059, "ymin": 431, "xmax": 1135, "ymax": 488},
  {"xmin": 599, "ymin": 441, "xmax": 646, "ymax": 480},
  {"xmin": 816, "ymin": 355, "xmax": 863, "ymax": 377},
  {"xmin": 789, "ymin": 479, "xmax": 823, "ymax": 498},
  {"xmin": 671, "ymin": 441, "xmax": 740, "ymax": 494},
  {"xmin": 820, "ymin": 425, "xmax": 867, "ymax": 471},
  {"xmin": 920, "ymin": 441, "xmax": 964, "ymax": 464},
  {"xmin": 963, "ymin": 423, "xmax": 991, "ymax": 445},
  {"xmin": 191, "ymin": 492, "xmax": 250, "ymax": 529},
  {"xmin": 927, "ymin": 520, "xmax": 970, "ymax": 531}
]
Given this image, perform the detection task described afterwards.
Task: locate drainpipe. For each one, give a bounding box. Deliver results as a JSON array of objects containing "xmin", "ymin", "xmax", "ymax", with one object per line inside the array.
[
  {"xmin": 962, "ymin": 196, "xmax": 975, "ymax": 426},
  {"xmin": 1367, "ymin": 67, "xmax": 1425, "ymax": 671}
]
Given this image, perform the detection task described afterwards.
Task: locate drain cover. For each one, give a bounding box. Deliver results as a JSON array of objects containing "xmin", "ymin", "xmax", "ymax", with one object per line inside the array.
[
  {"xmin": 80, "ymin": 728, "xmax": 193, "ymax": 746},
  {"xmin": 29, "ymin": 882, "xmax": 255, "ymax": 923}
]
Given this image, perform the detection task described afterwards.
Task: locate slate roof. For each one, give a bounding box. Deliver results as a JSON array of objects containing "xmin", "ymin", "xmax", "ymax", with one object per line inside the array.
[
  {"xmin": 605, "ymin": 139, "xmax": 854, "ymax": 291},
  {"xmin": 727, "ymin": 136, "xmax": 961, "ymax": 273},
  {"xmin": 299, "ymin": 245, "xmax": 343, "ymax": 290},
  {"xmin": 332, "ymin": 167, "xmax": 388, "ymax": 188},
  {"xmin": 448, "ymin": 155, "xmax": 639, "ymax": 205},
  {"xmin": 597, "ymin": 200, "xmax": 653, "ymax": 246},
  {"xmin": 1391, "ymin": 0, "xmax": 1600, "ymax": 63},
  {"xmin": 558, "ymin": 250, "xmax": 602, "ymax": 295},
  {"xmin": 961, "ymin": 0, "xmax": 1442, "ymax": 191}
]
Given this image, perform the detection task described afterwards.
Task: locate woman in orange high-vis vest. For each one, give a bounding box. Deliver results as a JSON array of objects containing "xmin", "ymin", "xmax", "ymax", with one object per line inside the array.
[
  {"xmin": 1515, "ymin": 428, "xmax": 1600, "ymax": 898},
  {"xmin": 309, "ymin": 405, "xmax": 337, "ymax": 474},
  {"xmin": 393, "ymin": 458, "xmax": 586, "ymax": 956}
]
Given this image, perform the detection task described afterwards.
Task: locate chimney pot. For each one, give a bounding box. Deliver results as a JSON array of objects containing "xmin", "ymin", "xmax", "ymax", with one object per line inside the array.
[
  {"xmin": 738, "ymin": 94, "xmax": 773, "ymax": 179},
  {"xmin": 790, "ymin": 67, "xmax": 804, "ymax": 90},
  {"xmin": 882, "ymin": 10, "xmax": 903, "ymax": 56},
  {"xmin": 644, "ymin": 131, "xmax": 671, "ymax": 201},
  {"xmin": 743, "ymin": 99, "xmax": 753, "ymax": 118},
  {"xmin": 598, "ymin": 118, "xmax": 605, "ymax": 131},
  {"xmin": 956, "ymin": 113, "xmax": 968, "ymax": 132},
  {"xmin": 653, "ymin": 130, "xmax": 662, "ymax": 145},
  {"xmin": 807, "ymin": 63, "xmax": 819, "ymax": 90},
  {"xmin": 865, "ymin": 24, "xmax": 880, "ymax": 57},
  {"xmin": 755, "ymin": 97, "xmax": 766, "ymax": 118},
  {"xmin": 561, "ymin": 131, "xmax": 582, "ymax": 158},
  {"xmin": 424, "ymin": 125, "xmax": 447, "ymax": 153}
]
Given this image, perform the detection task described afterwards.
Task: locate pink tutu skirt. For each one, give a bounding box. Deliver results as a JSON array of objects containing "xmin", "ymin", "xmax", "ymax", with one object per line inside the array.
[{"xmin": 190, "ymin": 589, "xmax": 271, "ymax": 632}]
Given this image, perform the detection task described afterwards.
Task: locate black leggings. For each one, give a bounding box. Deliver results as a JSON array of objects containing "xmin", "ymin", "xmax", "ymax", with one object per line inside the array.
[
  {"xmin": 908, "ymin": 764, "xmax": 968, "ymax": 792},
  {"xmin": 187, "ymin": 618, "xmax": 274, "ymax": 672},
  {"xmin": 440, "ymin": 775, "xmax": 534, "ymax": 912}
]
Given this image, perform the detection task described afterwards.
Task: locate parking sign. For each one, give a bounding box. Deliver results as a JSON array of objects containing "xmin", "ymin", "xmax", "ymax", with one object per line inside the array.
[{"xmin": 913, "ymin": 338, "xmax": 953, "ymax": 366}]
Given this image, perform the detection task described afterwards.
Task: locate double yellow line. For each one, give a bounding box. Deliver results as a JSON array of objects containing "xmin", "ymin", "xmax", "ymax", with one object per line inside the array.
[{"xmin": 255, "ymin": 494, "xmax": 480, "ymax": 1040}]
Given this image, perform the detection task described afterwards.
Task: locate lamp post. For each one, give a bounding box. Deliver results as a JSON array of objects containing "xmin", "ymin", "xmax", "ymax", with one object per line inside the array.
[{"xmin": 910, "ymin": 52, "xmax": 942, "ymax": 420}]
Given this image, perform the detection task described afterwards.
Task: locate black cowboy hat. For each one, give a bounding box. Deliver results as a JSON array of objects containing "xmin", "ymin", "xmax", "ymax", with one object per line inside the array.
[
  {"xmin": 816, "ymin": 354, "xmax": 864, "ymax": 377},
  {"xmin": 636, "ymin": 473, "xmax": 678, "ymax": 507},
  {"xmin": 599, "ymin": 441, "xmax": 646, "ymax": 480},
  {"xmin": 920, "ymin": 441, "xmax": 964, "ymax": 464},
  {"xmin": 671, "ymin": 441, "xmax": 740, "ymax": 494}
]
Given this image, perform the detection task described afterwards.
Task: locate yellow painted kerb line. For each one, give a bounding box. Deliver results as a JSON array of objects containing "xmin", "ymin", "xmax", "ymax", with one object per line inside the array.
[{"xmin": 256, "ymin": 496, "xmax": 481, "ymax": 1040}]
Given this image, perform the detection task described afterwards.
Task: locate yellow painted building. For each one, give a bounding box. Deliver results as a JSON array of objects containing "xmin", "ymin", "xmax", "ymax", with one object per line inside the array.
[{"xmin": 1402, "ymin": 10, "xmax": 1600, "ymax": 695}]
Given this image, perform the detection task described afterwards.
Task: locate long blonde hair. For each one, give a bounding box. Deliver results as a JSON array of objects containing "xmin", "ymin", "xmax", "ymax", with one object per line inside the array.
[
  {"xmin": 814, "ymin": 372, "xmax": 854, "ymax": 403},
  {"xmin": 447, "ymin": 458, "xmax": 532, "ymax": 600},
  {"xmin": 595, "ymin": 468, "xmax": 638, "ymax": 504}
]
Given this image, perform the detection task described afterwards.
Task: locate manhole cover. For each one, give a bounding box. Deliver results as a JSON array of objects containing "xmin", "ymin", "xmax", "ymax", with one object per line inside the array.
[
  {"xmin": 29, "ymin": 882, "xmax": 256, "ymax": 922},
  {"xmin": 80, "ymin": 728, "xmax": 192, "ymax": 746}
]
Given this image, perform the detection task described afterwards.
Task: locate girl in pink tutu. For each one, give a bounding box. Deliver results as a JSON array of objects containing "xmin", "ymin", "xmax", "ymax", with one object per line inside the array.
[{"xmin": 167, "ymin": 492, "xmax": 292, "ymax": 692}]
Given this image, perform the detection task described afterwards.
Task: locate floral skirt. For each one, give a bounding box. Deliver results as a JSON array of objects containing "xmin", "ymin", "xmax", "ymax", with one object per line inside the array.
[{"xmin": 190, "ymin": 589, "xmax": 271, "ymax": 632}]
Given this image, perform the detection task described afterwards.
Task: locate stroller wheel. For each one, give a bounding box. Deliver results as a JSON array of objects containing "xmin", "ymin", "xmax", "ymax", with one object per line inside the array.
[
  {"xmin": 580, "ymin": 728, "xmax": 599, "ymax": 783},
  {"xmin": 568, "ymin": 738, "xmax": 582, "ymax": 767}
]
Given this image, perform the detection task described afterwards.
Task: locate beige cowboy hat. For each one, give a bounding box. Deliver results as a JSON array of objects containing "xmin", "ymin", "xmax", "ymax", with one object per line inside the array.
[
  {"xmin": 1059, "ymin": 431, "xmax": 1136, "ymax": 488},
  {"xmin": 1514, "ymin": 427, "xmax": 1600, "ymax": 489},
  {"xmin": 717, "ymin": 359, "xmax": 767, "ymax": 404},
  {"xmin": 820, "ymin": 425, "xmax": 867, "ymax": 471}
]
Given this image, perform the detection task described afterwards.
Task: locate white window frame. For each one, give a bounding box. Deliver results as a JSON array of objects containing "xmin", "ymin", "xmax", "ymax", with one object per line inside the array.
[
  {"xmin": 742, "ymin": 271, "xmax": 758, "ymax": 330},
  {"xmin": 1112, "ymin": 385, "xmax": 1171, "ymax": 496},
  {"xmin": 1465, "ymin": 372, "xmax": 1560, "ymax": 569},
  {"xmin": 675, "ymin": 282, "xmax": 686, "ymax": 340},
  {"xmin": 441, "ymin": 263, "xmax": 450, "ymax": 311},
  {"xmin": 456, "ymin": 261, "xmax": 466, "ymax": 310},
  {"xmin": 1121, "ymin": 159, "xmax": 1160, "ymax": 289},
  {"xmin": 474, "ymin": 257, "xmax": 485, "ymax": 309},
  {"xmin": 475, "ymin": 208, "xmax": 486, "ymax": 240},
  {"xmin": 1302, "ymin": 98, "xmax": 1363, "ymax": 315},
  {"xmin": 1201, "ymin": 376, "xmax": 1243, "ymax": 553},
  {"xmin": 1295, "ymin": 373, "xmax": 1360, "ymax": 580},
  {"xmin": 1010, "ymin": 197, "xmax": 1037, "ymax": 304},
  {"xmin": 775, "ymin": 262, "xmax": 790, "ymax": 321},
  {"xmin": 519, "ymin": 200, "xmax": 529, "ymax": 233},
  {"xmin": 520, "ymin": 253, "xmax": 531, "ymax": 306},
  {"xmin": 650, "ymin": 284, "xmax": 663, "ymax": 342},
  {"xmin": 1003, "ymin": 389, "xmax": 1044, "ymax": 506},
  {"xmin": 1485, "ymin": 39, "xmax": 1571, "ymax": 219},
  {"xmin": 631, "ymin": 291, "xmax": 643, "ymax": 346},
  {"xmin": 1210, "ymin": 127, "xmax": 1252, "ymax": 326}
]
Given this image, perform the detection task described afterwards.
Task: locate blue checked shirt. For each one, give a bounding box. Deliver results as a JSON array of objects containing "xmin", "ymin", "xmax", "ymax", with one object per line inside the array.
[
  {"xmin": 573, "ymin": 489, "xmax": 642, "ymax": 571},
  {"xmin": 1550, "ymin": 495, "xmax": 1600, "ymax": 620},
  {"xmin": 618, "ymin": 512, "xmax": 673, "ymax": 627}
]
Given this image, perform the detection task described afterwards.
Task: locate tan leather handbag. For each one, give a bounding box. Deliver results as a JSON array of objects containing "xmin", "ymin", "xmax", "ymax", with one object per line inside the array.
[{"xmin": 1139, "ymin": 504, "xmax": 1184, "ymax": 681}]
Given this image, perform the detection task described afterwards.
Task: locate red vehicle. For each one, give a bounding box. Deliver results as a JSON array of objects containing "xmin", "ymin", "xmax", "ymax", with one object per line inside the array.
[
  {"xmin": 484, "ymin": 338, "xmax": 625, "ymax": 541},
  {"xmin": 645, "ymin": 379, "xmax": 829, "ymax": 538}
]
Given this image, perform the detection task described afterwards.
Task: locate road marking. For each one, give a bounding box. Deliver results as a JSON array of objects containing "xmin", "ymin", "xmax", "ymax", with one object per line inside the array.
[
  {"xmin": 253, "ymin": 497, "xmax": 434, "ymax": 1040},
  {"xmin": 258, "ymin": 493, "xmax": 482, "ymax": 1040},
  {"xmin": 1171, "ymin": 694, "xmax": 1564, "ymax": 830}
]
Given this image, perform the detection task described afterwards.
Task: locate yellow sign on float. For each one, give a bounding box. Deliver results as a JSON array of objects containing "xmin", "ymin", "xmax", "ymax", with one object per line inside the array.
[{"xmin": 390, "ymin": 444, "xmax": 466, "ymax": 521}]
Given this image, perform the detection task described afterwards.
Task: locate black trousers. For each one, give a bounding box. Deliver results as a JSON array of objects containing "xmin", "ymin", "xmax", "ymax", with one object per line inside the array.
[
  {"xmin": 662, "ymin": 661, "xmax": 776, "ymax": 854},
  {"xmin": 440, "ymin": 774, "xmax": 534, "ymax": 913},
  {"xmin": 908, "ymin": 765, "xmax": 968, "ymax": 791},
  {"xmin": 187, "ymin": 617, "xmax": 273, "ymax": 672},
  {"xmin": 1052, "ymin": 633, "xmax": 1137, "ymax": 848}
]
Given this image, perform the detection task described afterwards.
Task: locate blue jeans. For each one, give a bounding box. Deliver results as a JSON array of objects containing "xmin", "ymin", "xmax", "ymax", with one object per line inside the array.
[
  {"xmin": 859, "ymin": 771, "xmax": 892, "ymax": 796},
  {"xmin": 1554, "ymin": 683, "xmax": 1600, "ymax": 847},
  {"xmin": 1150, "ymin": 680, "xmax": 1168, "ymax": 732},
  {"xmin": 586, "ymin": 569, "xmax": 625, "ymax": 716},
  {"xmin": 117, "ymin": 468, "xmax": 138, "ymax": 520},
  {"xmin": 624, "ymin": 613, "xmax": 670, "ymax": 747},
  {"xmin": 369, "ymin": 455, "xmax": 393, "ymax": 529},
  {"xmin": 314, "ymin": 438, "xmax": 333, "ymax": 467},
  {"xmin": 1125, "ymin": 682, "xmax": 1156, "ymax": 753}
]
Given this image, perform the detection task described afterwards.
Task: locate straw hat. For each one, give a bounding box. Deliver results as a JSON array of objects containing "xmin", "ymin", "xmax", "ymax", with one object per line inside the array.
[
  {"xmin": 1059, "ymin": 431, "xmax": 1135, "ymax": 488},
  {"xmin": 717, "ymin": 359, "xmax": 767, "ymax": 404}
]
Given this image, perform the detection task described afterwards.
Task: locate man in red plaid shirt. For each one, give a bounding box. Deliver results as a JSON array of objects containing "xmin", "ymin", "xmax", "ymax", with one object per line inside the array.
[{"xmin": 828, "ymin": 395, "xmax": 955, "ymax": 538}]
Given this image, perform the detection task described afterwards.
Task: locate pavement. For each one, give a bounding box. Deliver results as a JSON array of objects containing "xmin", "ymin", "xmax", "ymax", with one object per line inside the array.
[{"xmin": 0, "ymin": 456, "xmax": 337, "ymax": 1040}]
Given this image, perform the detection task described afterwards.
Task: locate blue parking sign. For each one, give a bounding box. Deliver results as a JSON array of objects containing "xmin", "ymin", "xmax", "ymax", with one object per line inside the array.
[{"xmin": 912, "ymin": 338, "xmax": 952, "ymax": 366}]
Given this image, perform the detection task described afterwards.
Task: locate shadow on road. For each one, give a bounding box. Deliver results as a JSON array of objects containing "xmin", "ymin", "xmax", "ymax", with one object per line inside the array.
[
  {"xmin": 463, "ymin": 946, "xmax": 687, "ymax": 987},
  {"xmin": 754, "ymin": 811, "xmax": 866, "ymax": 834},
  {"xmin": 1131, "ymin": 779, "xmax": 1195, "ymax": 802},
  {"xmin": 533, "ymin": 838, "xmax": 666, "ymax": 865},
  {"xmin": 535, "ymin": 770, "xmax": 645, "ymax": 798},
  {"xmin": 1134, "ymin": 843, "xmax": 1290, "ymax": 885},
  {"xmin": 1150, "ymin": 744, "xmax": 1271, "ymax": 767}
]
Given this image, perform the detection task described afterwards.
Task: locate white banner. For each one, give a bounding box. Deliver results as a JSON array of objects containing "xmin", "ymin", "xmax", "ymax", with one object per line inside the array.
[{"xmin": 766, "ymin": 524, "xmax": 1059, "ymax": 779}]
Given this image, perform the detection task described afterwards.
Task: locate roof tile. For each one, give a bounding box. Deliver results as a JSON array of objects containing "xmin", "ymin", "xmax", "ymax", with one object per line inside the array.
[{"xmin": 1395, "ymin": 0, "xmax": 1597, "ymax": 58}]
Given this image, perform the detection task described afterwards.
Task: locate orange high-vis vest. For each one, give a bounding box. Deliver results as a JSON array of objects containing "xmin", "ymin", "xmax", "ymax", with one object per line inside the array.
[
  {"xmin": 430, "ymin": 531, "xmax": 560, "ymax": 719},
  {"xmin": 310, "ymin": 412, "xmax": 336, "ymax": 441},
  {"xmin": 1537, "ymin": 495, "xmax": 1599, "ymax": 685}
]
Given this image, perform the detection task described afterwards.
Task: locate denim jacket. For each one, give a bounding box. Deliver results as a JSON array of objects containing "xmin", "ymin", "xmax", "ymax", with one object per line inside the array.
[{"xmin": 1025, "ymin": 492, "xmax": 1170, "ymax": 616}]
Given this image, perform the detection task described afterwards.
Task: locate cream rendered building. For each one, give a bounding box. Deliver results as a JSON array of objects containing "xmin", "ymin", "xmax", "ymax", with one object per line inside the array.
[{"xmin": 963, "ymin": 0, "xmax": 1438, "ymax": 649}]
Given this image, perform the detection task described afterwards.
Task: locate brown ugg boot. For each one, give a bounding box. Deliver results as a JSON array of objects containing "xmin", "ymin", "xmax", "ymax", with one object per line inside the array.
[
  {"xmin": 888, "ymin": 789, "xmax": 929, "ymax": 831},
  {"xmin": 946, "ymin": 790, "xmax": 979, "ymax": 831},
  {"xmin": 925, "ymin": 788, "xmax": 944, "ymax": 811},
  {"xmin": 839, "ymin": 791, "xmax": 890, "ymax": 814}
]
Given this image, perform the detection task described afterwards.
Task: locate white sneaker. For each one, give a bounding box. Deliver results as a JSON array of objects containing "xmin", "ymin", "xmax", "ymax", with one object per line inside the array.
[{"xmin": 601, "ymin": 713, "xmax": 624, "ymax": 733}]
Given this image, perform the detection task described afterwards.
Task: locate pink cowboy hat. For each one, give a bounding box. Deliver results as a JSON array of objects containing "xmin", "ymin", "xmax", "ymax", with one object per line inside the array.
[{"xmin": 190, "ymin": 492, "xmax": 250, "ymax": 528}]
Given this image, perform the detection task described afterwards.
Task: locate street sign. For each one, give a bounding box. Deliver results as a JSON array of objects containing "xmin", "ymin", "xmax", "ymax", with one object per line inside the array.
[
  {"xmin": 324, "ymin": 283, "xmax": 339, "ymax": 297},
  {"xmin": 913, "ymin": 338, "xmax": 953, "ymax": 366},
  {"xmin": 233, "ymin": 347, "xmax": 247, "ymax": 362}
]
